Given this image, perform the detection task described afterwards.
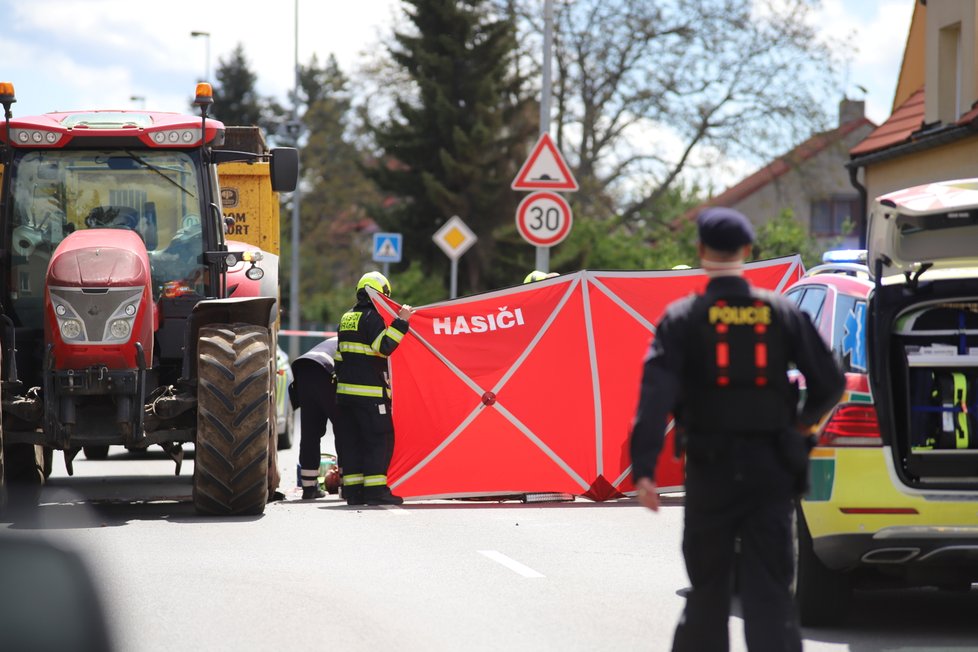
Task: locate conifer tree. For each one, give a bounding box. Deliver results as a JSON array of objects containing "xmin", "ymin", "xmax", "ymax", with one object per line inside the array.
[
  {"xmin": 368, "ymin": 0, "xmax": 535, "ymax": 294},
  {"xmin": 210, "ymin": 44, "xmax": 264, "ymax": 127}
]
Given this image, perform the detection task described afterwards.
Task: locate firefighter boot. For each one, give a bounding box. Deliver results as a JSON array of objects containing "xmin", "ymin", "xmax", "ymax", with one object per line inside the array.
[
  {"xmin": 300, "ymin": 468, "xmax": 325, "ymax": 500},
  {"xmin": 342, "ymin": 484, "xmax": 365, "ymax": 506},
  {"xmin": 302, "ymin": 485, "xmax": 326, "ymax": 500},
  {"xmin": 364, "ymin": 485, "xmax": 404, "ymax": 506}
]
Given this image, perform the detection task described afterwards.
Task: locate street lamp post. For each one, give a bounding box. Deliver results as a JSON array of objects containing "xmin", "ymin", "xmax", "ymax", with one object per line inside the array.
[
  {"xmin": 288, "ymin": 0, "xmax": 302, "ymax": 359},
  {"xmin": 190, "ymin": 31, "xmax": 211, "ymax": 82},
  {"xmin": 129, "ymin": 95, "xmax": 145, "ymax": 109}
]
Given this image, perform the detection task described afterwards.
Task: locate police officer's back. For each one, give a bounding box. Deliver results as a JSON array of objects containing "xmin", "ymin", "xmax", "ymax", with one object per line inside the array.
[{"xmin": 629, "ymin": 207, "xmax": 844, "ymax": 652}]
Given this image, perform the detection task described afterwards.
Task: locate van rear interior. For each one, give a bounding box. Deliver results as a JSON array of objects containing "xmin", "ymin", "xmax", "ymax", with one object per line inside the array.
[{"xmin": 889, "ymin": 300, "xmax": 978, "ymax": 487}]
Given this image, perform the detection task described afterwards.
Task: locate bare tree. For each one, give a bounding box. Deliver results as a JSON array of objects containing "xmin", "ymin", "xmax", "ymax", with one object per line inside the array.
[{"xmin": 511, "ymin": 0, "xmax": 841, "ymax": 225}]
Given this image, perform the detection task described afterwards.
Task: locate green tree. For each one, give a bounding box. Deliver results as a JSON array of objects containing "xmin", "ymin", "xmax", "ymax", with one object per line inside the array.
[
  {"xmin": 367, "ymin": 0, "xmax": 536, "ymax": 296},
  {"xmin": 280, "ymin": 55, "xmax": 387, "ymax": 327},
  {"xmin": 753, "ymin": 208, "xmax": 826, "ymax": 269},
  {"xmin": 508, "ymin": 0, "xmax": 840, "ymax": 226},
  {"xmin": 209, "ymin": 44, "xmax": 265, "ymax": 127}
]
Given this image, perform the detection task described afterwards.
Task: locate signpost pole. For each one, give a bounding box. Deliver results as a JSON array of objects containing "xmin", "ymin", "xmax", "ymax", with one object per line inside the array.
[
  {"xmin": 537, "ymin": 0, "xmax": 555, "ymax": 273},
  {"xmin": 450, "ymin": 258, "xmax": 458, "ymax": 299}
]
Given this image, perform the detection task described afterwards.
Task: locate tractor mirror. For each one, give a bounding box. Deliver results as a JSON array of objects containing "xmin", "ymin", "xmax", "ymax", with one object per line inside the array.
[{"xmin": 269, "ymin": 147, "xmax": 299, "ymax": 193}]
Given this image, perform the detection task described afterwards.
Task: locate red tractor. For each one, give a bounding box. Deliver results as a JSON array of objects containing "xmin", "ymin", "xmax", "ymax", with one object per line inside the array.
[{"xmin": 0, "ymin": 82, "xmax": 298, "ymax": 516}]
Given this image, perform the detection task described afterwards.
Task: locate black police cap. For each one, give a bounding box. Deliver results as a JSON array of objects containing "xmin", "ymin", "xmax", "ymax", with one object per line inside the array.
[{"xmin": 696, "ymin": 206, "xmax": 755, "ymax": 252}]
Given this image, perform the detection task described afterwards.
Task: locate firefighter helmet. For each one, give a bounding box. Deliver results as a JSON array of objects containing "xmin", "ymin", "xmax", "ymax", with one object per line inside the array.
[
  {"xmin": 523, "ymin": 270, "xmax": 558, "ymax": 284},
  {"xmin": 357, "ymin": 271, "xmax": 391, "ymax": 296}
]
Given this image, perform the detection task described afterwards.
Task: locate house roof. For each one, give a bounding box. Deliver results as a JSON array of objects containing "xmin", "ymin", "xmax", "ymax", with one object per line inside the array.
[
  {"xmin": 850, "ymin": 85, "xmax": 978, "ymax": 160},
  {"xmin": 689, "ymin": 117, "xmax": 875, "ymax": 216},
  {"xmin": 849, "ymin": 87, "xmax": 925, "ymax": 156}
]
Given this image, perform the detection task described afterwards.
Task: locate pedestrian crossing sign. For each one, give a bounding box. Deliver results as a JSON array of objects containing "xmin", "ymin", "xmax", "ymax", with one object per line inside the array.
[{"xmin": 372, "ymin": 232, "xmax": 403, "ymax": 263}]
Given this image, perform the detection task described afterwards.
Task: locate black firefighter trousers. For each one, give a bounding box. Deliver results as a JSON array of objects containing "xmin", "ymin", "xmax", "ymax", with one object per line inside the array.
[
  {"xmin": 332, "ymin": 398, "xmax": 395, "ymax": 487},
  {"xmin": 293, "ymin": 365, "xmax": 337, "ymax": 474},
  {"xmin": 672, "ymin": 437, "xmax": 801, "ymax": 652}
]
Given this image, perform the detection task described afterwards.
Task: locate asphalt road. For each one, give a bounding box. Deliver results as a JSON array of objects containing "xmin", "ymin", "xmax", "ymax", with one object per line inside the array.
[{"xmin": 2, "ymin": 416, "xmax": 977, "ymax": 652}]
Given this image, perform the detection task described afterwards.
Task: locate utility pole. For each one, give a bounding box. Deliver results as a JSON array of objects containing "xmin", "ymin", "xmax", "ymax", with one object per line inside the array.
[
  {"xmin": 536, "ymin": 0, "xmax": 554, "ymax": 273},
  {"xmin": 288, "ymin": 0, "xmax": 302, "ymax": 359}
]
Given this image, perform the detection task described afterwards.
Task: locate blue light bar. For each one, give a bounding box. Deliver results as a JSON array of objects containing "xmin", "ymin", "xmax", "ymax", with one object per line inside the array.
[{"xmin": 822, "ymin": 249, "xmax": 867, "ymax": 264}]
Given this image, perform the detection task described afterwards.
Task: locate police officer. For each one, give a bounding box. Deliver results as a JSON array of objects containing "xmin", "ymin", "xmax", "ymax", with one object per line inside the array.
[
  {"xmin": 333, "ymin": 272, "xmax": 414, "ymax": 506},
  {"xmin": 629, "ymin": 207, "xmax": 844, "ymax": 652},
  {"xmin": 289, "ymin": 337, "xmax": 338, "ymax": 500}
]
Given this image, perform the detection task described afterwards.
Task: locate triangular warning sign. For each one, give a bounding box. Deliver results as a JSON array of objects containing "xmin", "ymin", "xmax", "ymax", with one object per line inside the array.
[
  {"xmin": 378, "ymin": 239, "xmax": 398, "ymax": 257},
  {"xmin": 512, "ymin": 133, "xmax": 578, "ymax": 192}
]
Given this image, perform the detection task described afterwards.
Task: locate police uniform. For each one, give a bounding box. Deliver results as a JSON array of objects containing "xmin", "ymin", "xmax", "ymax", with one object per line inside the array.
[
  {"xmin": 289, "ymin": 337, "xmax": 338, "ymax": 500},
  {"xmin": 629, "ymin": 208, "xmax": 844, "ymax": 652},
  {"xmin": 333, "ymin": 273, "xmax": 410, "ymax": 506}
]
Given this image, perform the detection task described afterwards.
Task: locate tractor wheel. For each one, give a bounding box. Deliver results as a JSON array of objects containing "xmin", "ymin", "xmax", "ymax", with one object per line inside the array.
[
  {"xmin": 193, "ymin": 323, "xmax": 272, "ymax": 516},
  {"xmin": 794, "ymin": 505, "xmax": 851, "ymax": 626}
]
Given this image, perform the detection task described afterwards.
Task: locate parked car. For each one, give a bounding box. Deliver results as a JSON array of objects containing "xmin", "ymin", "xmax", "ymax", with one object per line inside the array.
[
  {"xmin": 788, "ymin": 180, "xmax": 978, "ymax": 627},
  {"xmin": 275, "ymin": 345, "xmax": 295, "ymax": 450}
]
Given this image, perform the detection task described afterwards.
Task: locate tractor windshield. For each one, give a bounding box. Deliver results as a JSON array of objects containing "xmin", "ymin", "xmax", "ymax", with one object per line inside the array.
[{"xmin": 7, "ymin": 149, "xmax": 206, "ymax": 327}]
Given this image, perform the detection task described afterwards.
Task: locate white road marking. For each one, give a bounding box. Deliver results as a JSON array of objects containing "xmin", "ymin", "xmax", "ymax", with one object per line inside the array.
[
  {"xmin": 478, "ymin": 550, "xmax": 545, "ymax": 578},
  {"xmin": 381, "ymin": 505, "xmax": 410, "ymax": 515}
]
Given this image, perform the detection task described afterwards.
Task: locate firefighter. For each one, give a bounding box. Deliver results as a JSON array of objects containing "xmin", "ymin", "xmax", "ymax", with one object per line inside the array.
[
  {"xmin": 629, "ymin": 207, "xmax": 844, "ymax": 652},
  {"xmin": 332, "ymin": 272, "xmax": 414, "ymax": 506},
  {"xmin": 289, "ymin": 337, "xmax": 338, "ymax": 500}
]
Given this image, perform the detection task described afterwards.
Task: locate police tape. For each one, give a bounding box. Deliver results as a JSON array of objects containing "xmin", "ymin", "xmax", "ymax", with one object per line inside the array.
[{"xmin": 279, "ymin": 329, "xmax": 337, "ymax": 338}]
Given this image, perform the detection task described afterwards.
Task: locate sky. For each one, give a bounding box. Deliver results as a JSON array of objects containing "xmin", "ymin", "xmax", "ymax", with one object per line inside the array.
[{"xmin": 1, "ymin": 0, "xmax": 914, "ymax": 143}]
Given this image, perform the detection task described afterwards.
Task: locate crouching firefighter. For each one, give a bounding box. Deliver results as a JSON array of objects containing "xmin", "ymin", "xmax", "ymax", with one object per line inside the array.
[
  {"xmin": 629, "ymin": 207, "xmax": 844, "ymax": 652},
  {"xmin": 333, "ymin": 272, "xmax": 414, "ymax": 506},
  {"xmin": 289, "ymin": 337, "xmax": 339, "ymax": 500}
]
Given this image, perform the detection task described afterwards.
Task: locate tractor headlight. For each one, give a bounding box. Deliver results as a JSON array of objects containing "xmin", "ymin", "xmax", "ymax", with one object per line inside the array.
[
  {"xmin": 55, "ymin": 304, "xmax": 67, "ymax": 316},
  {"xmin": 109, "ymin": 319, "xmax": 131, "ymax": 340},
  {"xmin": 61, "ymin": 319, "xmax": 82, "ymax": 340}
]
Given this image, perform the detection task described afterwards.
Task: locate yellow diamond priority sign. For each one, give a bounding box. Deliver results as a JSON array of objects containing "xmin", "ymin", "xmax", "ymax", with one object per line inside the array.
[{"xmin": 432, "ymin": 215, "xmax": 477, "ymax": 260}]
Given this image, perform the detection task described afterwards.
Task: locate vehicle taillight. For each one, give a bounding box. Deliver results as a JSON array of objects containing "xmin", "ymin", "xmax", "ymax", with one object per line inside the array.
[{"xmin": 819, "ymin": 403, "xmax": 881, "ymax": 447}]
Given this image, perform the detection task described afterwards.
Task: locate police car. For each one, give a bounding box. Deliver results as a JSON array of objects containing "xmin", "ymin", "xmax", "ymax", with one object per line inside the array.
[{"xmin": 788, "ymin": 181, "xmax": 978, "ymax": 626}]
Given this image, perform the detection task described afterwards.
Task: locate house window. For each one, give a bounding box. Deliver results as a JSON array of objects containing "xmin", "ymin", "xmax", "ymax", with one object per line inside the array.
[
  {"xmin": 938, "ymin": 23, "xmax": 962, "ymax": 123},
  {"xmin": 811, "ymin": 196, "xmax": 859, "ymax": 236}
]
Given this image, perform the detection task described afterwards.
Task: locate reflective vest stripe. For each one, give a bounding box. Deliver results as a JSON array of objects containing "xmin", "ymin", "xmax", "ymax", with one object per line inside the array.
[
  {"xmin": 953, "ymin": 372, "xmax": 969, "ymax": 449},
  {"xmin": 336, "ymin": 382, "xmax": 385, "ymax": 398},
  {"xmin": 339, "ymin": 341, "xmax": 385, "ymax": 357},
  {"xmin": 363, "ymin": 474, "xmax": 388, "ymax": 487},
  {"xmin": 714, "ymin": 301, "xmax": 729, "ymax": 387},
  {"xmin": 344, "ymin": 473, "xmax": 365, "ymax": 486},
  {"xmin": 385, "ymin": 327, "xmax": 405, "ymax": 344},
  {"xmin": 370, "ymin": 331, "xmax": 385, "ymax": 352},
  {"xmin": 754, "ymin": 306, "xmax": 768, "ymax": 387}
]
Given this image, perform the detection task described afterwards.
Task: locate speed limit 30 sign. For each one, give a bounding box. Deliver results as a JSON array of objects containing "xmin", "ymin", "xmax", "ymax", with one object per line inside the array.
[{"xmin": 515, "ymin": 191, "xmax": 573, "ymax": 247}]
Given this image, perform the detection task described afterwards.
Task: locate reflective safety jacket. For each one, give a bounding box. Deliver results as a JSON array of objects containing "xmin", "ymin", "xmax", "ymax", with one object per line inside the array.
[{"xmin": 334, "ymin": 295, "xmax": 409, "ymax": 402}]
